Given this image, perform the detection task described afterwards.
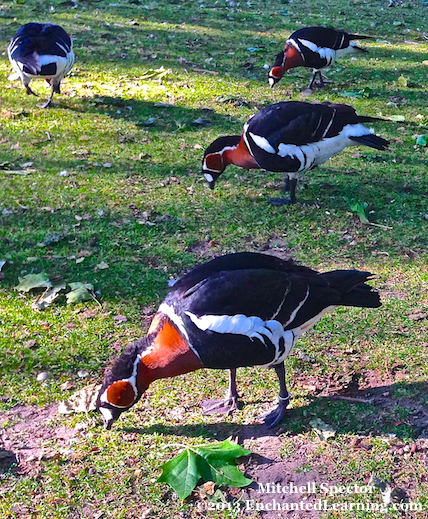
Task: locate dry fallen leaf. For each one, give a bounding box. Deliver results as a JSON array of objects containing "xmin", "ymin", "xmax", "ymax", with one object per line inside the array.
[{"xmin": 57, "ymin": 384, "xmax": 101, "ymax": 414}]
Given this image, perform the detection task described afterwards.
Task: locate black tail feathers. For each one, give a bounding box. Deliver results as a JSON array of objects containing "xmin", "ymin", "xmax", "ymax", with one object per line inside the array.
[
  {"xmin": 349, "ymin": 34, "xmax": 373, "ymax": 41},
  {"xmin": 321, "ymin": 270, "xmax": 381, "ymax": 309},
  {"xmin": 350, "ymin": 134, "xmax": 389, "ymax": 151}
]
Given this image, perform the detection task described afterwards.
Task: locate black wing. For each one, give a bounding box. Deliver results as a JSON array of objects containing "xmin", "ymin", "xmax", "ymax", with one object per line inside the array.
[
  {"xmin": 9, "ymin": 23, "xmax": 72, "ymax": 62},
  {"xmin": 243, "ymin": 102, "xmax": 341, "ymax": 171},
  {"xmin": 290, "ymin": 27, "xmax": 368, "ymax": 51},
  {"xmin": 170, "ymin": 251, "xmax": 315, "ymax": 298}
]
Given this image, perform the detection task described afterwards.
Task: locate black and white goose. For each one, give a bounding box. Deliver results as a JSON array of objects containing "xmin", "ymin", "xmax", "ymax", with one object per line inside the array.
[
  {"xmin": 269, "ymin": 26, "xmax": 371, "ymax": 89},
  {"xmin": 202, "ymin": 101, "xmax": 389, "ymax": 205},
  {"xmin": 8, "ymin": 23, "xmax": 74, "ymax": 108},
  {"xmin": 97, "ymin": 252, "xmax": 381, "ymax": 430}
]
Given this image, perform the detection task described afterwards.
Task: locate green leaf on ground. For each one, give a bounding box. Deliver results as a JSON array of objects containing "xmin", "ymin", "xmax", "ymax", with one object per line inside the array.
[
  {"xmin": 158, "ymin": 439, "xmax": 252, "ymax": 499},
  {"xmin": 387, "ymin": 115, "xmax": 406, "ymax": 122},
  {"xmin": 416, "ymin": 134, "xmax": 428, "ymax": 146},
  {"xmin": 66, "ymin": 282, "xmax": 94, "ymax": 304},
  {"xmin": 139, "ymin": 67, "xmax": 171, "ymax": 80},
  {"xmin": 36, "ymin": 232, "xmax": 66, "ymax": 247},
  {"xmin": 340, "ymin": 86, "xmax": 372, "ymax": 98},
  {"xmin": 345, "ymin": 198, "xmax": 370, "ymax": 224},
  {"xmin": 16, "ymin": 273, "xmax": 52, "ymax": 292}
]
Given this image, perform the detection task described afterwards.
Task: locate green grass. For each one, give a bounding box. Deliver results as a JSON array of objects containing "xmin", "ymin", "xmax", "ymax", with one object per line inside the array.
[{"xmin": 1, "ymin": 0, "xmax": 428, "ymax": 517}]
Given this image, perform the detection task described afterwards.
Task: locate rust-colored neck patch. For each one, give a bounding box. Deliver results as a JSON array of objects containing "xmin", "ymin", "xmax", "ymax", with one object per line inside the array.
[
  {"xmin": 225, "ymin": 138, "xmax": 259, "ymax": 169},
  {"xmin": 138, "ymin": 318, "xmax": 203, "ymax": 385},
  {"xmin": 283, "ymin": 43, "xmax": 304, "ymax": 70},
  {"xmin": 106, "ymin": 380, "xmax": 136, "ymax": 408}
]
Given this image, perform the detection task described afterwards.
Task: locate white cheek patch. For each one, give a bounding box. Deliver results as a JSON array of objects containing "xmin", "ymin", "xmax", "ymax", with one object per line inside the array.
[
  {"xmin": 99, "ymin": 407, "xmax": 114, "ymax": 423},
  {"xmin": 99, "ymin": 389, "xmax": 109, "ymax": 404},
  {"xmin": 204, "ymin": 173, "xmax": 214, "ymax": 183}
]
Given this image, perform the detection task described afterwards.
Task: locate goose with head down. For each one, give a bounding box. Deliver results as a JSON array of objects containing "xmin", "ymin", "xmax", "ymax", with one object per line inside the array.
[
  {"xmin": 202, "ymin": 101, "xmax": 388, "ymax": 205},
  {"xmin": 97, "ymin": 252, "xmax": 381, "ymax": 430}
]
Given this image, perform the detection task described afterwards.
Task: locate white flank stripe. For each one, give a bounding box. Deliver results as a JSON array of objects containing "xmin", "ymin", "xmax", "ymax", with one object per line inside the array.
[
  {"xmin": 270, "ymin": 286, "xmax": 290, "ymax": 320},
  {"xmin": 274, "ymin": 123, "xmax": 373, "ymax": 171},
  {"xmin": 297, "ymin": 39, "xmax": 337, "ymax": 66},
  {"xmin": 283, "ymin": 288, "xmax": 310, "ymax": 327},
  {"xmin": 56, "ymin": 42, "xmax": 67, "ymax": 53},
  {"xmin": 248, "ymin": 132, "xmax": 276, "ymax": 154},
  {"xmin": 321, "ymin": 109, "xmax": 336, "ymax": 139},
  {"xmin": 185, "ymin": 311, "xmax": 294, "ymax": 359}
]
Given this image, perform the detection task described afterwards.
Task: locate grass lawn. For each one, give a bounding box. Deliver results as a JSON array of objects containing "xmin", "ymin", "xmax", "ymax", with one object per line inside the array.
[{"xmin": 0, "ymin": 0, "xmax": 427, "ymax": 517}]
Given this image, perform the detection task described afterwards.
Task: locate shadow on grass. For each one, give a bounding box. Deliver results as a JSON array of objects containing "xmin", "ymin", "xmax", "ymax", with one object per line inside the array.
[
  {"xmin": 76, "ymin": 96, "xmax": 244, "ymax": 134},
  {"xmin": 122, "ymin": 381, "xmax": 428, "ymax": 442}
]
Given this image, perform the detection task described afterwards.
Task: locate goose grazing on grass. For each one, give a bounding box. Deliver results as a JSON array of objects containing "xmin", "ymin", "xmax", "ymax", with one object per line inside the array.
[
  {"xmin": 268, "ymin": 26, "xmax": 371, "ymax": 90},
  {"xmin": 202, "ymin": 100, "xmax": 389, "ymax": 205},
  {"xmin": 97, "ymin": 252, "xmax": 381, "ymax": 430},
  {"xmin": 8, "ymin": 22, "xmax": 74, "ymax": 108}
]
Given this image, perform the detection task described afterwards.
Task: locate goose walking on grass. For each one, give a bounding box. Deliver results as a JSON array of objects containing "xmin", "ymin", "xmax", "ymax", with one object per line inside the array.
[{"xmin": 8, "ymin": 23, "xmax": 74, "ymax": 108}]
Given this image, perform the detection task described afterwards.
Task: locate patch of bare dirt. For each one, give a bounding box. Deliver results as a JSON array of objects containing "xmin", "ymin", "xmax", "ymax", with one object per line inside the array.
[
  {"xmin": 0, "ymin": 404, "xmax": 78, "ymax": 476},
  {"xmin": 259, "ymin": 235, "xmax": 297, "ymax": 261},
  {"xmin": 187, "ymin": 239, "xmax": 218, "ymax": 258},
  {"xmin": 236, "ymin": 430, "xmax": 339, "ymax": 518}
]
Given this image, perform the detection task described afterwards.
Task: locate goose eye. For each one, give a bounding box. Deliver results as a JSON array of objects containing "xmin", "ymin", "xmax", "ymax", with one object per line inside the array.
[{"xmin": 106, "ymin": 380, "xmax": 136, "ymax": 408}]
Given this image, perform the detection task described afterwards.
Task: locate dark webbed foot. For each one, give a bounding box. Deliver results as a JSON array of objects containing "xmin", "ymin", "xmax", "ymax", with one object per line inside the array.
[
  {"xmin": 259, "ymin": 394, "xmax": 290, "ymax": 428},
  {"xmin": 201, "ymin": 396, "xmax": 239, "ymax": 415},
  {"xmin": 268, "ymin": 197, "xmax": 295, "ymax": 206},
  {"xmin": 37, "ymin": 99, "xmax": 53, "ymax": 109},
  {"xmin": 25, "ymin": 86, "xmax": 38, "ymax": 96},
  {"xmin": 38, "ymin": 92, "xmax": 55, "ymax": 109},
  {"xmin": 201, "ymin": 368, "xmax": 239, "ymax": 416},
  {"xmin": 270, "ymin": 177, "xmax": 297, "ymax": 205}
]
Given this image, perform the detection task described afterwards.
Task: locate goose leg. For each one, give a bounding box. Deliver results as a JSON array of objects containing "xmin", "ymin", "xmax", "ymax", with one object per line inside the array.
[
  {"xmin": 307, "ymin": 69, "xmax": 318, "ymax": 90},
  {"xmin": 38, "ymin": 91, "xmax": 54, "ymax": 108},
  {"xmin": 316, "ymin": 70, "xmax": 325, "ymax": 88},
  {"xmin": 259, "ymin": 362, "xmax": 290, "ymax": 428},
  {"xmin": 268, "ymin": 176, "xmax": 297, "ymax": 205},
  {"xmin": 201, "ymin": 368, "xmax": 240, "ymax": 415},
  {"xmin": 23, "ymin": 78, "xmax": 37, "ymax": 97},
  {"xmin": 281, "ymin": 175, "xmax": 290, "ymax": 194}
]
